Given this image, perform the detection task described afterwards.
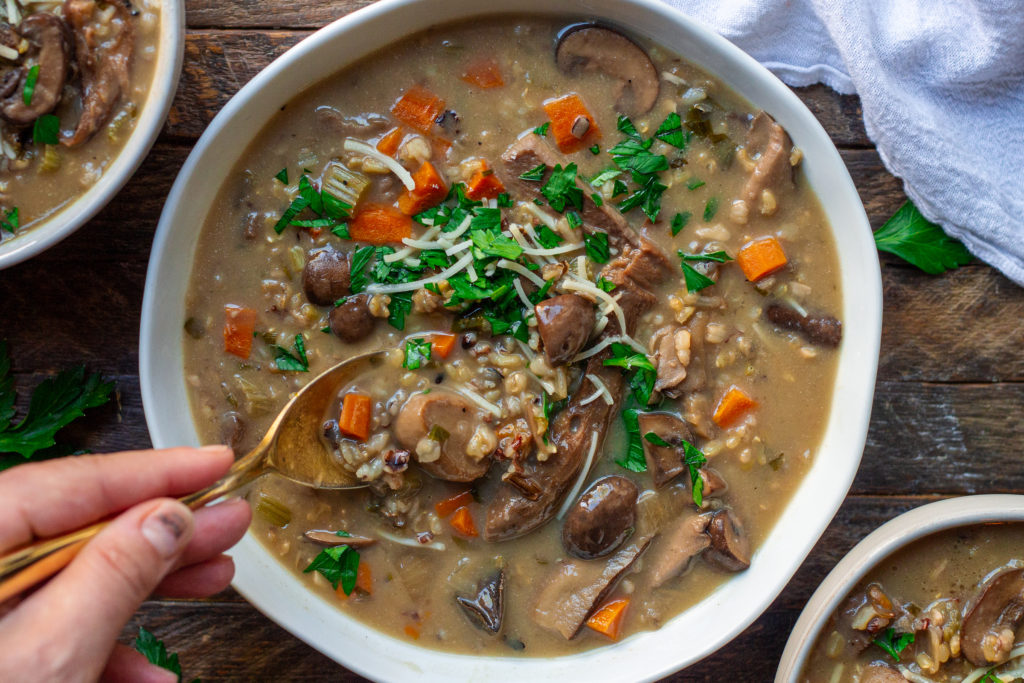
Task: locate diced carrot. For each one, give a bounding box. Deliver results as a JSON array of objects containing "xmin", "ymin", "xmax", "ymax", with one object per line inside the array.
[
  {"xmin": 223, "ymin": 305, "xmax": 257, "ymax": 359},
  {"xmin": 449, "ymin": 505, "xmax": 479, "ymax": 537},
  {"xmin": 543, "ymin": 93, "xmax": 601, "ymax": 154},
  {"xmin": 403, "ymin": 624, "xmax": 421, "ymax": 639},
  {"xmin": 391, "ymin": 85, "xmax": 445, "ymax": 134},
  {"xmin": 431, "ymin": 333, "xmax": 458, "ymax": 359},
  {"xmin": 376, "ymin": 127, "xmax": 404, "ymax": 157},
  {"xmin": 434, "ymin": 490, "xmax": 474, "ymax": 517},
  {"xmin": 339, "ymin": 393, "xmax": 372, "ymax": 441},
  {"xmin": 737, "ymin": 236, "xmax": 788, "ymax": 281},
  {"xmin": 713, "ymin": 386, "xmax": 757, "ymax": 428},
  {"xmin": 586, "ymin": 598, "xmax": 630, "ymax": 640},
  {"xmin": 460, "ymin": 58, "xmax": 505, "ymax": 89},
  {"xmin": 465, "ymin": 168, "xmax": 506, "ymax": 200},
  {"xmin": 349, "ymin": 203, "xmax": 413, "ymax": 244},
  {"xmin": 398, "ymin": 161, "xmax": 448, "ymax": 215},
  {"xmin": 335, "ymin": 562, "xmax": 373, "ymax": 598}
]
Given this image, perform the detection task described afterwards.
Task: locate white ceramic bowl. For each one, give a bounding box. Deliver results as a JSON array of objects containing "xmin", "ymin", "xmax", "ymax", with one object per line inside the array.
[
  {"xmin": 776, "ymin": 495, "xmax": 1024, "ymax": 681},
  {"xmin": 0, "ymin": 0, "xmax": 185, "ymax": 269},
  {"xmin": 140, "ymin": 0, "xmax": 881, "ymax": 679}
]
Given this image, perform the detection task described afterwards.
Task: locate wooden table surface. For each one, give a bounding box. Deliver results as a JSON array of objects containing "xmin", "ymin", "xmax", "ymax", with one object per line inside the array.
[{"xmin": 4, "ymin": 1, "xmax": 1023, "ymax": 680}]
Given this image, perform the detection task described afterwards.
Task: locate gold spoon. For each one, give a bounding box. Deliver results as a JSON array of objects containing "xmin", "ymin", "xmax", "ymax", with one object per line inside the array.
[{"xmin": 0, "ymin": 351, "xmax": 384, "ymax": 603}]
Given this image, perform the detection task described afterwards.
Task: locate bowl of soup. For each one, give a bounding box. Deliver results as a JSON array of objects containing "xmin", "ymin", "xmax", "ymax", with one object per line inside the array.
[
  {"xmin": 141, "ymin": 0, "xmax": 880, "ymax": 678},
  {"xmin": 778, "ymin": 495, "xmax": 1024, "ymax": 683},
  {"xmin": 0, "ymin": 0, "xmax": 183, "ymax": 269}
]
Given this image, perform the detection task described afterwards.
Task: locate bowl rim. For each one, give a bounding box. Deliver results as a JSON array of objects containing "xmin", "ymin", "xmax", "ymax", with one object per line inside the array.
[
  {"xmin": 0, "ymin": 0, "xmax": 185, "ymax": 270},
  {"xmin": 775, "ymin": 494, "xmax": 1024, "ymax": 682},
  {"xmin": 140, "ymin": 0, "xmax": 881, "ymax": 679}
]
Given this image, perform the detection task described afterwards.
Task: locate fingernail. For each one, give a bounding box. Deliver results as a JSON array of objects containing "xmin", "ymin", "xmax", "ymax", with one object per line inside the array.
[{"xmin": 141, "ymin": 501, "xmax": 193, "ymax": 558}]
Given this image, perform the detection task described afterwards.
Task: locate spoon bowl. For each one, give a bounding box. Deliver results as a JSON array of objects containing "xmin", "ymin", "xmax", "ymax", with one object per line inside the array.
[{"xmin": 0, "ymin": 351, "xmax": 382, "ymax": 603}]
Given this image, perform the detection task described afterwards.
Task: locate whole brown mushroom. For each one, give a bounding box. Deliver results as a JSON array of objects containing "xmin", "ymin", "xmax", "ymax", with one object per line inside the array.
[
  {"xmin": 555, "ymin": 25, "xmax": 659, "ymax": 116},
  {"xmin": 329, "ymin": 294, "xmax": 375, "ymax": 343}
]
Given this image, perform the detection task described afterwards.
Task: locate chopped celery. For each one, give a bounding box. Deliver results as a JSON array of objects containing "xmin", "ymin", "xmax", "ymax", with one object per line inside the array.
[
  {"xmin": 322, "ymin": 161, "xmax": 370, "ymax": 209},
  {"xmin": 254, "ymin": 492, "xmax": 291, "ymax": 527}
]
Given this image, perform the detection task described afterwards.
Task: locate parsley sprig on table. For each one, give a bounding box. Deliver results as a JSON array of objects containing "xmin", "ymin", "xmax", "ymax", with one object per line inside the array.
[
  {"xmin": 873, "ymin": 200, "xmax": 972, "ymax": 274},
  {"xmin": 134, "ymin": 627, "xmax": 200, "ymax": 683},
  {"xmin": 0, "ymin": 341, "xmax": 114, "ymax": 469}
]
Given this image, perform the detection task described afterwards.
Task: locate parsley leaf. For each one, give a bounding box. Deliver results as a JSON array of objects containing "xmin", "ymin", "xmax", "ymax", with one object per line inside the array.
[
  {"xmin": 671, "ymin": 211, "xmax": 691, "ymax": 236},
  {"xmin": 566, "ymin": 211, "xmax": 582, "ymax": 230},
  {"xmin": 273, "ymin": 196, "xmax": 310, "ymax": 234},
  {"xmin": 873, "ymin": 627, "xmax": 914, "ymax": 661},
  {"xmin": 23, "ymin": 64, "xmax": 40, "ymax": 105},
  {"xmin": 654, "ymin": 112, "xmax": 689, "ymax": 149},
  {"xmin": 134, "ymin": 627, "xmax": 183, "ymax": 681},
  {"xmin": 541, "ymin": 164, "xmax": 584, "ymax": 212},
  {"xmin": 304, "ymin": 542, "xmax": 360, "ymax": 595},
  {"xmin": 680, "ymin": 250, "xmax": 733, "ymax": 264},
  {"xmin": 331, "ymin": 224, "xmax": 350, "ymax": 239},
  {"xmin": 496, "ymin": 192, "xmax": 513, "ymax": 208},
  {"xmin": 616, "ymin": 409, "xmax": 647, "ymax": 472},
  {"xmin": 0, "ymin": 342, "xmax": 114, "ymax": 463},
  {"xmin": 686, "ymin": 177, "xmax": 705, "ymax": 190},
  {"xmin": 533, "ymin": 121, "xmax": 550, "ymax": 136},
  {"xmin": 588, "ymin": 167, "xmax": 622, "ymax": 187},
  {"xmin": 584, "ymin": 232, "xmax": 609, "ymax": 263},
  {"xmin": 703, "ymin": 196, "xmax": 719, "ymax": 222},
  {"xmin": 535, "ymin": 225, "xmax": 563, "ymax": 249},
  {"xmin": 0, "ymin": 207, "xmax": 18, "ymax": 234},
  {"xmin": 618, "ymin": 174, "xmax": 667, "ymax": 222},
  {"xmin": 617, "ymin": 115, "xmax": 641, "ymax": 141},
  {"xmin": 596, "ymin": 277, "xmax": 616, "ymax": 292},
  {"xmin": 681, "ymin": 262, "xmax": 715, "ymax": 292},
  {"xmin": 682, "ymin": 440, "xmax": 706, "ymax": 506},
  {"xmin": 604, "ymin": 342, "xmax": 658, "ymax": 405},
  {"xmin": 273, "ymin": 334, "xmax": 309, "ymax": 372},
  {"xmin": 403, "ymin": 338, "xmax": 432, "ymax": 370},
  {"xmin": 471, "ymin": 229, "xmax": 523, "ymax": 260},
  {"xmin": 348, "ymin": 246, "xmax": 374, "ymax": 293},
  {"xmin": 608, "ymin": 139, "xmax": 669, "ymax": 175},
  {"xmin": 873, "ymin": 200, "xmax": 972, "ymax": 274},
  {"xmin": 519, "ymin": 163, "xmax": 547, "ymax": 182},
  {"xmin": 612, "ymin": 179, "xmax": 628, "ymax": 197},
  {"xmin": 32, "ymin": 114, "xmax": 60, "ymax": 145},
  {"xmin": 274, "ymin": 168, "xmax": 288, "ymax": 184},
  {"xmin": 590, "ymin": 192, "xmax": 603, "ymax": 207},
  {"xmin": 589, "ymin": 144, "xmax": 600, "ymax": 155}
]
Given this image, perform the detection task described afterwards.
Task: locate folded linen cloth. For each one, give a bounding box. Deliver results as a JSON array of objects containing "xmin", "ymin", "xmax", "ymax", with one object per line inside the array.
[{"xmin": 661, "ymin": 0, "xmax": 1024, "ymax": 286}]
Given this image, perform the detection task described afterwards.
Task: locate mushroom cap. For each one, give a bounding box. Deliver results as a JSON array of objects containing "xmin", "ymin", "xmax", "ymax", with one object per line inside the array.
[
  {"xmin": 961, "ymin": 567, "xmax": 1024, "ymax": 666},
  {"xmin": 703, "ymin": 509, "xmax": 751, "ymax": 572},
  {"xmin": 562, "ymin": 475, "xmax": 638, "ymax": 559},
  {"xmin": 555, "ymin": 25, "xmax": 659, "ymax": 117},
  {"xmin": 456, "ymin": 569, "xmax": 506, "ymax": 634}
]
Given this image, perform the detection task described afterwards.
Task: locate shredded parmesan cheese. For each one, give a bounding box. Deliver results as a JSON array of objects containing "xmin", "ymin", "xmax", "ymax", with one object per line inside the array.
[
  {"xmin": 556, "ymin": 433, "xmax": 601, "ymax": 520},
  {"xmin": 579, "ymin": 374, "xmax": 614, "ymax": 406},
  {"xmin": 572, "ymin": 334, "xmax": 646, "ymax": 362},
  {"xmin": 343, "ymin": 139, "xmax": 415, "ymax": 190},
  {"xmin": 450, "ymin": 383, "xmax": 503, "ymax": 418},
  {"xmin": 366, "ymin": 252, "xmax": 473, "ymax": 294},
  {"xmin": 496, "ymin": 259, "xmax": 546, "ymax": 288},
  {"xmin": 562, "ymin": 278, "xmax": 627, "ymax": 337},
  {"xmin": 522, "ymin": 202, "xmax": 558, "ymax": 228},
  {"xmin": 444, "ymin": 240, "xmax": 472, "ymax": 256},
  {"xmin": 384, "ymin": 225, "xmax": 441, "ymax": 263},
  {"xmin": 513, "ymin": 277, "xmax": 535, "ymax": 312},
  {"xmin": 378, "ymin": 530, "xmax": 446, "ymax": 551}
]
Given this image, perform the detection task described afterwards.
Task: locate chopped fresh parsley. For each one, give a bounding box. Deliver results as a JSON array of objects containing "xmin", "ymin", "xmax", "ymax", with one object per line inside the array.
[
  {"xmin": 403, "ymin": 338, "xmax": 432, "ymax": 370},
  {"xmin": 387, "ymin": 292, "xmax": 413, "ymax": 331},
  {"xmin": 273, "ymin": 334, "xmax": 309, "ymax": 372},
  {"xmin": 618, "ymin": 174, "xmax": 667, "ymax": 222},
  {"xmin": 565, "ymin": 211, "xmax": 582, "ymax": 230},
  {"xmin": 134, "ymin": 627, "xmax": 185, "ymax": 682},
  {"xmin": 654, "ymin": 112, "xmax": 689, "ymax": 149},
  {"xmin": 703, "ymin": 196, "xmax": 719, "ymax": 222},
  {"xmin": 304, "ymin": 536, "xmax": 360, "ymax": 595},
  {"xmin": 617, "ymin": 115, "xmax": 642, "ymax": 141},
  {"xmin": 979, "ymin": 669, "xmax": 1003, "ymax": 683},
  {"xmin": 0, "ymin": 341, "xmax": 114, "ymax": 466},
  {"xmin": 32, "ymin": 114, "xmax": 60, "ymax": 145},
  {"xmin": 686, "ymin": 177, "xmax": 705, "ymax": 190},
  {"xmin": 533, "ymin": 121, "xmax": 550, "ymax": 136},
  {"xmin": 680, "ymin": 262, "xmax": 715, "ymax": 292},
  {"xmin": 290, "ymin": 218, "xmax": 334, "ymax": 229},
  {"xmin": 603, "ymin": 342, "xmax": 657, "ymax": 405},
  {"xmin": 471, "ymin": 229, "xmax": 523, "ymax": 260},
  {"xmin": 873, "ymin": 627, "xmax": 914, "ymax": 661},
  {"xmin": 0, "ymin": 207, "xmax": 18, "ymax": 234},
  {"xmin": 671, "ymin": 211, "xmax": 691, "ymax": 236},
  {"xmin": 589, "ymin": 144, "xmax": 600, "ymax": 155},
  {"xmin": 590, "ymin": 192, "xmax": 603, "ymax": 207},
  {"xmin": 616, "ymin": 408, "xmax": 647, "ymax": 472},
  {"xmin": 496, "ymin": 192, "xmax": 513, "ymax": 208},
  {"xmin": 584, "ymin": 232, "xmax": 609, "ymax": 263},
  {"xmin": 612, "ymin": 179, "xmax": 628, "ymax": 197},
  {"xmin": 535, "ymin": 225, "xmax": 563, "ymax": 249},
  {"xmin": 588, "ymin": 167, "xmax": 622, "ymax": 187},
  {"xmin": 596, "ymin": 277, "xmax": 616, "ymax": 292},
  {"xmin": 642, "ymin": 432, "xmax": 707, "ymax": 505},
  {"xmin": 519, "ymin": 163, "xmax": 547, "ymax": 182},
  {"xmin": 873, "ymin": 200, "xmax": 972, "ymax": 274},
  {"xmin": 274, "ymin": 167, "xmax": 288, "ymax": 184},
  {"xmin": 680, "ymin": 250, "xmax": 733, "ymax": 264},
  {"xmin": 469, "ymin": 207, "xmax": 502, "ymax": 232},
  {"xmin": 608, "ymin": 138, "xmax": 668, "ymax": 175},
  {"xmin": 273, "ymin": 172, "xmax": 351, "ymax": 234},
  {"xmin": 23, "ymin": 65, "xmax": 40, "ymax": 105},
  {"xmin": 331, "ymin": 224, "xmax": 350, "ymax": 239},
  {"xmin": 348, "ymin": 246, "xmax": 374, "ymax": 293},
  {"xmin": 541, "ymin": 164, "xmax": 584, "ymax": 212}
]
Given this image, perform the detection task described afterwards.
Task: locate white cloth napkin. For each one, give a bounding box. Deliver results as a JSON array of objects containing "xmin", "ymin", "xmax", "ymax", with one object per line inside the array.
[{"xmin": 661, "ymin": 0, "xmax": 1024, "ymax": 286}]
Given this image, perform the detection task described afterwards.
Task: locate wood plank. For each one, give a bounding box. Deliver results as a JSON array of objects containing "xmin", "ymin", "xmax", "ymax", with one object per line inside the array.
[
  {"xmin": 184, "ymin": 0, "xmax": 371, "ymax": 31},
  {"xmin": 166, "ymin": 33, "xmax": 870, "ymax": 147},
  {"xmin": 121, "ymin": 495, "xmax": 929, "ymax": 681}
]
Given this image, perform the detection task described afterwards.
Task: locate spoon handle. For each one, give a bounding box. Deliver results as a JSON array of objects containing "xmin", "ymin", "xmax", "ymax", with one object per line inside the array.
[{"xmin": 0, "ymin": 447, "xmax": 268, "ymax": 604}]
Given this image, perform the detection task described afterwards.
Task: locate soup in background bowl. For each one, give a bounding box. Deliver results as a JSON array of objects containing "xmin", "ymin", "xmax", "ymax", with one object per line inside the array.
[
  {"xmin": 142, "ymin": 0, "xmax": 880, "ymax": 679},
  {"xmin": 0, "ymin": 0, "xmax": 183, "ymax": 268}
]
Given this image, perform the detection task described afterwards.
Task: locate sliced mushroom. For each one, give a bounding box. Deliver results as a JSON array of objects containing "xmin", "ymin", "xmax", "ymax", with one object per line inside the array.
[
  {"xmin": 456, "ymin": 569, "xmax": 505, "ymax": 634},
  {"xmin": 636, "ymin": 412, "xmax": 693, "ymax": 487},
  {"xmin": 741, "ymin": 111, "xmax": 794, "ymax": 205},
  {"xmin": 961, "ymin": 567, "xmax": 1024, "ymax": 666},
  {"xmin": 62, "ymin": 0, "xmax": 134, "ymax": 146},
  {"xmin": 329, "ymin": 294, "xmax": 376, "ymax": 343},
  {"xmin": 860, "ymin": 665, "xmax": 907, "ymax": 683},
  {"xmin": 555, "ymin": 25, "xmax": 659, "ymax": 116},
  {"xmin": 703, "ymin": 509, "xmax": 750, "ymax": 572},
  {"xmin": 303, "ymin": 530, "xmax": 377, "ymax": 548},
  {"xmin": 645, "ymin": 511, "xmax": 710, "ymax": 588},
  {"xmin": 534, "ymin": 293, "xmax": 595, "ymax": 366},
  {"xmin": 764, "ymin": 303, "xmax": 842, "ymax": 348},
  {"xmin": 303, "ymin": 247, "xmax": 351, "ymax": 306},
  {"xmin": 698, "ymin": 467, "xmax": 727, "ymax": 500},
  {"xmin": 532, "ymin": 536, "xmax": 650, "ymax": 639},
  {"xmin": 393, "ymin": 390, "xmax": 491, "ymax": 482},
  {"xmin": 0, "ymin": 14, "xmax": 70, "ymax": 126},
  {"xmin": 562, "ymin": 475, "xmax": 638, "ymax": 559}
]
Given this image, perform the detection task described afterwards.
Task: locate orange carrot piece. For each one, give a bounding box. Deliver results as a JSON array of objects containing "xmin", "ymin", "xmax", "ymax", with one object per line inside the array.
[
  {"xmin": 713, "ymin": 386, "xmax": 757, "ymax": 428},
  {"xmin": 434, "ymin": 490, "xmax": 474, "ymax": 518},
  {"xmin": 403, "ymin": 624, "xmax": 421, "ymax": 639},
  {"xmin": 335, "ymin": 562, "xmax": 373, "ymax": 599},
  {"xmin": 465, "ymin": 168, "xmax": 506, "ymax": 200},
  {"xmin": 431, "ymin": 333, "xmax": 458, "ymax": 359},
  {"xmin": 543, "ymin": 93, "xmax": 601, "ymax": 154},
  {"xmin": 737, "ymin": 236, "xmax": 788, "ymax": 281},
  {"xmin": 376, "ymin": 127, "xmax": 404, "ymax": 157},
  {"xmin": 339, "ymin": 393, "xmax": 372, "ymax": 441},
  {"xmin": 449, "ymin": 505, "xmax": 479, "ymax": 537},
  {"xmin": 398, "ymin": 161, "xmax": 448, "ymax": 215},
  {"xmin": 223, "ymin": 305, "xmax": 257, "ymax": 359},
  {"xmin": 349, "ymin": 204, "xmax": 413, "ymax": 244},
  {"xmin": 391, "ymin": 85, "xmax": 445, "ymax": 134},
  {"xmin": 586, "ymin": 598, "xmax": 630, "ymax": 640},
  {"xmin": 460, "ymin": 58, "xmax": 505, "ymax": 89}
]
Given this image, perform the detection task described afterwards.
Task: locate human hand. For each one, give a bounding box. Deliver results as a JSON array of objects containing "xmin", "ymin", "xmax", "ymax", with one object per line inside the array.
[{"xmin": 0, "ymin": 446, "xmax": 251, "ymax": 683}]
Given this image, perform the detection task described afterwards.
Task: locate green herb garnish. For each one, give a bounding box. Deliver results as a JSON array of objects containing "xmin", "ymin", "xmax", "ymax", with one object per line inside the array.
[
  {"xmin": 873, "ymin": 627, "xmax": 914, "ymax": 661},
  {"xmin": 541, "ymin": 164, "xmax": 584, "ymax": 212},
  {"xmin": 596, "ymin": 277, "xmax": 616, "ymax": 292},
  {"xmin": 686, "ymin": 177, "xmax": 705, "ymax": 190},
  {"xmin": 589, "ymin": 144, "xmax": 600, "ymax": 155},
  {"xmin": 588, "ymin": 167, "xmax": 622, "ymax": 187},
  {"xmin": 32, "ymin": 114, "xmax": 60, "ymax": 145},
  {"xmin": 274, "ymin": 167, "xmax": 289, "ymax": 184},
  {"xmin": 590, "ymin": 192, "xmax": 603, "ymax": 207},
  {"xmin": 535, "ymin": 225, "xmax": 563, "ymax": 249},
  {"xmin": 584, "ymin": 232, "xmax": 609, "ymax": 263},
  {"xmin": 403, "ymin": 338, "xmax": 432, "ymax": 370},
  {"xmin": 304, "ymin": 536, "xmax": 360, "ymax": 595},
  {"xmin": 565, "ymin": 211, "xmax": 582, "ymax": 230},
  {"xmin": 23, "ymin": 65, "xmax": 40, "ymax": 105},
  {"xmin": 134, "ymin": 627, "xmax": 184, "ymax": 682},
  {"xmin": 616, "ymin": 408, "xmax": 647, "ymax": 472},
  {"xmin": 680, "ymin": 250, "xmax": 733, "ymax": 264},
  {"xmin": 348, "ymin": 246, "xmax": 374, "ymax": 293},
  {"xmin": 533, "ymin": 121, "xmax": 550, "ymax": 136},
  {"xmin": 671, "ymin": 211, "xmax": 691, "ymax": 236},
  {"xmin": 519, "ymin": 163, "xmax": 547, "ymax": 182},
  {"xmin": 654, "ymin": 112, "xmax": 689, "ymax": 149},
  {"xmin": 604, "ymin": 342, "xmax": 657, "ymax": 405},
  {"xmin": 680, "ymin": 262, "xmax": 715, "ymax": 292},
  {"xmin": 274, "ymin": 334, "xmax": 309, "ymax": 372},
  {"xmin": 873, "ymin": 200, "xmax": 972, "ymax": 274},
  {"xmin": 0, "ymin": 207, "xmax": 18, "ymax": 234},
  {"xmin": 703, "ymin": 196, "xmax": 719, "ymax": 221}
]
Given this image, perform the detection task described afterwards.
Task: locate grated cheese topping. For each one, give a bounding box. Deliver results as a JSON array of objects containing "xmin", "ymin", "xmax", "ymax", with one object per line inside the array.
[{"xmin": 343, "ymin": 138, "xmax": 415, "ymax": 190}]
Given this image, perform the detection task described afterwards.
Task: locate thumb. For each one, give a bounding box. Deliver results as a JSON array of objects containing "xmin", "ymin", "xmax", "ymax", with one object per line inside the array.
[{"xmin": 1, "ymin": 499, "xmax": 194, "ymax": 681}]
